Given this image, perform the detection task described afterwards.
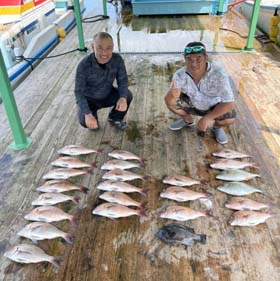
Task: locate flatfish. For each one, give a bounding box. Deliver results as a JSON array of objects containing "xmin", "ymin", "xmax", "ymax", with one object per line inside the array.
[
  {"xmin": 155, "ymin": 223, "xmax": 206, "ymax": 247},
  {"xmin": 4, "ymin": 244, "xmax": 61, "ymax": 268}
]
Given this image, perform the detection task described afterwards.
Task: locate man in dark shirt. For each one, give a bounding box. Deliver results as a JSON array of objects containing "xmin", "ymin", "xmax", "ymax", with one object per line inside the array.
[{"xmin": 75, "ymin": 32, "xmax": 133, "ymax": 130}]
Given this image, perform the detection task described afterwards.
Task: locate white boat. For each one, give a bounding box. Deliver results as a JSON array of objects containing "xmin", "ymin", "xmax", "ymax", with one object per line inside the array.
[
  {"xmin": 0, "ymin": 0, "xmax": 84, "ymax": 88},
  {"xmin": 236, "ymin": 0, "xmax": 280, "ymax": 42}
]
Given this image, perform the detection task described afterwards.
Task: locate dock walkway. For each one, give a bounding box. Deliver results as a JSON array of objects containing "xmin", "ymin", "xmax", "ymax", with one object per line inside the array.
[{"xmin": 0, "ymin": 4, "xmax": 280, "ymax": 281}]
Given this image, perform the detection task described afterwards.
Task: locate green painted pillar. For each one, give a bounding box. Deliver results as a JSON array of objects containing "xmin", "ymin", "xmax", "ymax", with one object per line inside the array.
[
  {"xmin": 244, "ymin": 0, "xmax": 261, "ymax": 51},
  {"xmin": 72, "ymin": 0, "xmax": 86, "ymax": 51},
  {"xmin": 0, "ymin": 50, "xmax": 32, "ymax": 150},
  {"xmin": 217, "ymin": 0, "xmax": 224, "ymax": 15},
  {"xmin": 103, "ymin": 0, "xmax": 108, "ymax": 17}
]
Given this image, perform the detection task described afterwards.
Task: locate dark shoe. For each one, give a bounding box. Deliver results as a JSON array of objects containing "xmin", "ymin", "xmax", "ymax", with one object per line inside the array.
[
  {"xmin": 169, "ymin": 119, "xmax": 195, "ymax": 131},
  {"xmin": 211, "ymin": 127, "xmax": 228, "ymax": 144},
  {"xmin": 109, "ymin": 119, "xmax": 128, "ymax": 130}
]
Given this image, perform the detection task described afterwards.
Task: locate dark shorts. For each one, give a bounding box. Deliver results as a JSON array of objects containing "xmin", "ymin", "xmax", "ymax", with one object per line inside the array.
[{"xmin": 178, "ymin": 93, "xmax": 236, "ymax": 121}]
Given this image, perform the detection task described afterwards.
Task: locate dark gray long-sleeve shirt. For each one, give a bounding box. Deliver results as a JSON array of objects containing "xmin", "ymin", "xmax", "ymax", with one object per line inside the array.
[{"xmin": 74, "ymin": 53, "xmax": 129, "ymax": 115}]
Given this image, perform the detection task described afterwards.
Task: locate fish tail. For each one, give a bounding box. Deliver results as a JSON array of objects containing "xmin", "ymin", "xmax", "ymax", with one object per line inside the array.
[
  {"xmin": 137, "ymin": 208, "xmax": 147, "ymax": 217},
  {"xmin": 140, "ymin": 201, "xmax": 148, "ymax": 208},
  {"xmin": 73, "ymin": 196, "xmax": 80, "ymax": 204},
  {"xmin": 70, "ymin": 216, "xmax": 79, "ymax": 227},
  {"xmin": 97, "ymin": 149, "xmax": 103, "ymax": 154},
  {"xmin": 91, "ymin": 161, "xmax": 98, "ymax": 168},
  {"xmin": 64, "ymin": 233, "xmax": 74, "ymax": 244},
  {"xmin": 51, "ymin": 256, "xmax": 62, "ymax": 268},
  {"xmin": 143, "ymin": 175, "xmax": 151, "ymax": 181},
  {"xmin": 86, "ymin": 169, "xmax": 94, "ymax": 175},
  {"xmin": 80, "ymin": 186, "xmax": 89, "ymax": 194},
  {"xmin": 199, "ymin": 234, "xmax": 207, "ymax": 244},
  {"xmin": 140, "ymin": 159, "xmax": 146, "ymax": 167},
  {"xmin": 140, "ymin": 188, "xmax": 149, "ymax": 196},
  {"xmin": 206, "ymin": 210, "xmax": 214, "ymax": 217}
]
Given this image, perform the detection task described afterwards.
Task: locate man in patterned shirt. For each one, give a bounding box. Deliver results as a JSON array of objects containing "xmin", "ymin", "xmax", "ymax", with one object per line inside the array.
[{"xmin": 164, "ymin": 42, "xmax": 236, "ymax": 144}]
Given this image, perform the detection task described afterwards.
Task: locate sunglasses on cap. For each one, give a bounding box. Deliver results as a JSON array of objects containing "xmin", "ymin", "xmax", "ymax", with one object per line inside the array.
[{"xmin": 184, "ymin": 46, "xmax": 205, "ymax": 55}]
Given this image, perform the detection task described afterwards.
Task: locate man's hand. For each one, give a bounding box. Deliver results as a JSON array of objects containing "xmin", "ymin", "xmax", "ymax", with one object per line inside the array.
[
  {"xmin": 197, "ymin": 116, "xmax": 211, "ymax": 132},
  {"xmin": 116, "ymin": 97, "xmax": 127, "ymax": 112},
  {"xmin": 85, "ymin": 114, "xmax": 98, "ymax": 129}
]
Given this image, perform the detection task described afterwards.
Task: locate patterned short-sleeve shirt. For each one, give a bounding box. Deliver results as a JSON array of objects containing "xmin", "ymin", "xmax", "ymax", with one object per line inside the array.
[{"xmin": 173, "ymin": 62, "xmax": 235, "ymax": 111}]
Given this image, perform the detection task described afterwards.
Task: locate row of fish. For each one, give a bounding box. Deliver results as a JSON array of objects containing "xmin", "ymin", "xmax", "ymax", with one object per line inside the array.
[
  {"xmin": 92, "ymin": 150, "xmax": 148, "ymax": 219},
  {"xmin": 4, "ymin": 145, "xmax": 99, "ymax": 268},
  {"xmin": 211, "ymin": 149, "xmax": 273, "ymax": 227}
]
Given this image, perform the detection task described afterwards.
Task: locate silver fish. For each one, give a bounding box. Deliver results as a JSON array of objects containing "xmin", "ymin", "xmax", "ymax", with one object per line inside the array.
[
  {"xmin": 212, "ymin": 149, "xmax": 251, "ymax": 159},
  {"xmin": 24, "ymin": 206, "xmax": 77, "ymax": 226},
  {"xmin": 31, "ymin": 193, "xmax": 80, "ymax": 206},
  {"xmin": 4, "ymin": 244, "xmax": 61, "ymax": 268},
  {"xmin": 229, "ymin": 210, "xmax": 273, "ymax": 226},
  {"xmin": 225, "ymin": 197, "xmax": 270, "ymax": 211},
  {"xmin": 99, "ymin": 191, "xmax": 143, "ymax": 208},
  {"xmin": 155, "ymin": 223, "xmax": 206, "ymax": 247},
  {"xmin": 36, "ymin": 180, "xmax": 88, "ymax": 194},
  {"xmin": 96, "ymin": 180, "xmax": 147, "ymax": 196},
  {"xmin": 102, "ymin": 169, "xmax": 146, "ymax": 181},
  {"xmin": 108, "ymin": 150, "xmax": 144, "ymax": 164},
  {"xmin": 160, "ymin": 186, "xmax": 211, "ymax": 202},
  {"xmin": 210, "ymin": 159, "xmax": 258, "ymax": 170},
  {"xmin": 18, "ymin": 222, "xmax": 73, "ymax": 243},
  {"xmin": 51, "ymin": 156, "xmax": 94, "ymax": 169},
  {"xmin": 92, "ymin": 203, "xmax": 146, "ymax": 219},
  {"xmin": 101, "ymin": 160, "xmax": 142, "ymax": 170},
  {"xmin": 217, "ymin": 182, "xmax": 263, "ymax": 196},
  {"xmin": 162, "ymin": 175, "xmax": 200, "ymax": 186},
  {"xmin": 58, "ymin": 145, "xmax": 100, "ymax": 156},
  {"xmin": 216, "ymin": 169, "xmax": 260, "ymax": 181},
  {"xmin": 160, "ymin": 206, "xmax": 208, "ymax": 221},
  {"xmin": 42, "ymin": 168, "xmax": 88, "ymax": 180}
]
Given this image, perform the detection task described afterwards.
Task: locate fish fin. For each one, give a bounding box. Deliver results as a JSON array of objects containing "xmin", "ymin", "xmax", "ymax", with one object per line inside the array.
[
  {"xmin": 138, "ymin": 209, "xmax": 148, "ymax": 217},
  {"xmin": 199, "ymin": 234, "xmax": 207, "ymax": 244},
  {"xmin": 140, "ymin": 188, "xmax": 149, "ymax": 196},
  {"xmin": 73, "ymin": 196, "xmax": 80, "ymax": 204},
  {"xmin": 64, "ymin": 233, "xmax": 74, "ymax": 244},
  {"xmin": 51, "ymin": 256, "xmax": 62, "ymax": 268},
  {"xmin": 70, "ymin": 216, "xmax": 79, "ymax": 227},
  {"xmin": 31, "ymin": 239, "xmax": 38, "ymax": 244}
]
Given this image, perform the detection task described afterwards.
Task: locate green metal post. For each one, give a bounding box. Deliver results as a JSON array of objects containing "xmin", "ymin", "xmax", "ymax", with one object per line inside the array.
[
  {"xmin": 103, "ymin": 0, "xmax": 108, "ymax": 17},
  {"xmin": 217, "ymin": 0, "xmax": 224, "ymax": 15},
  {"xmin": 244, "ymin": 0, "xmax": 261, "ymax": 51},
  {"xmin": 72, "ymin": 0, "xmax": 86, "ymax": 51},
  {"xmin": 0, "ymin": 50, "xmax": 32, "ymax": 150}
]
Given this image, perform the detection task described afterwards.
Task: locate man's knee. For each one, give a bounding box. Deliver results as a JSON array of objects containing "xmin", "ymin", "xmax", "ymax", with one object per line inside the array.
[{"xmin": 215, "ymin": 118, "xmax": 236, "ymax": 127}]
